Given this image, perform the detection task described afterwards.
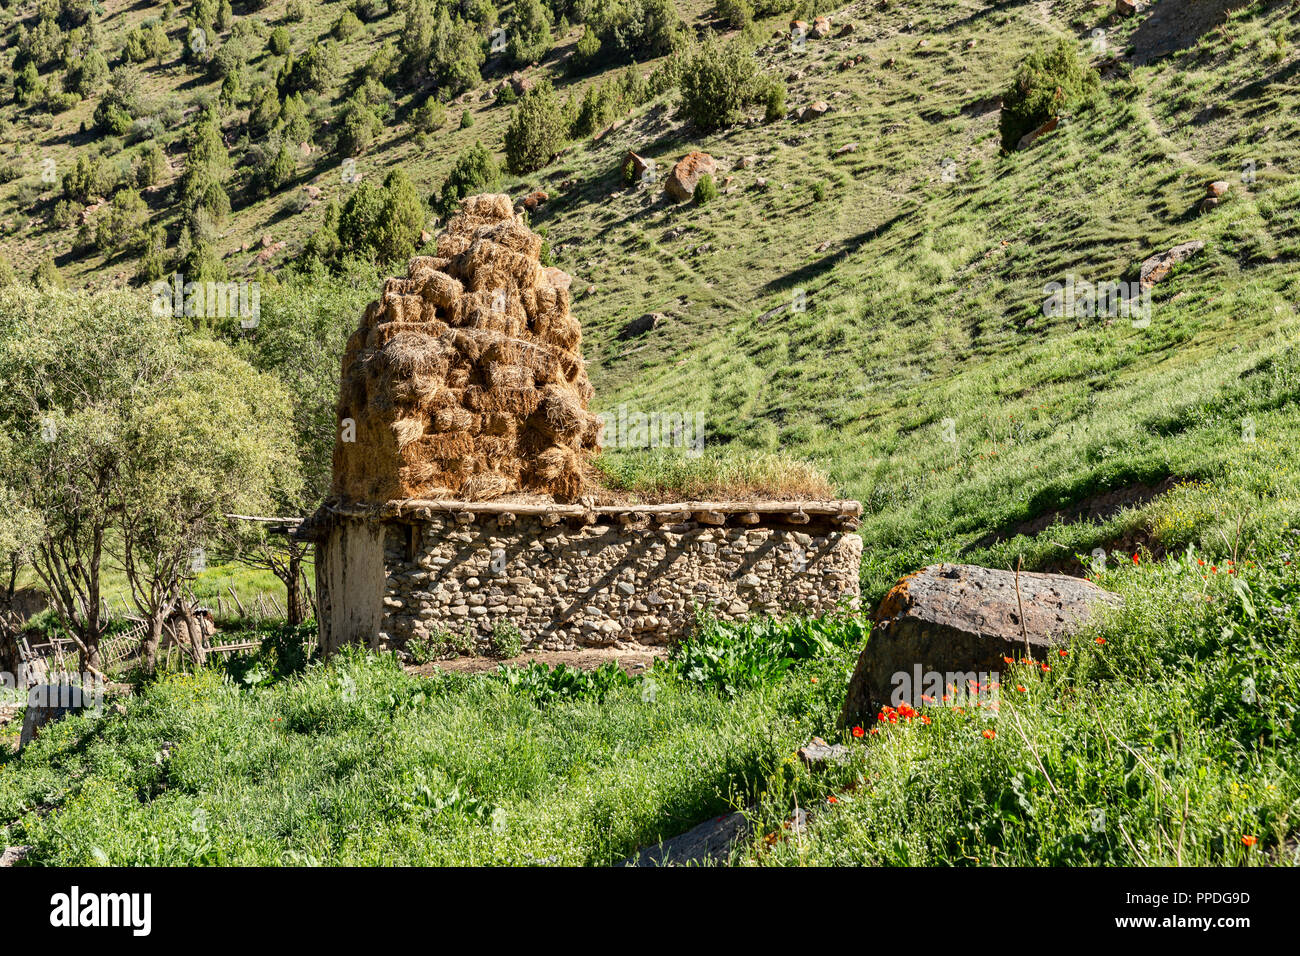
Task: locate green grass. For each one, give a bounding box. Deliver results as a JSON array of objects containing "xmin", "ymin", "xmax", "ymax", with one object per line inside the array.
[{"xmin": 2, "ymin": 550, "xmax": 1296, "ymax": 866}]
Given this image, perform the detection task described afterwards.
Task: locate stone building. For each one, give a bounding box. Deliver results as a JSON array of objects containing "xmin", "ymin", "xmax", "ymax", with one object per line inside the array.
[{"xmin": 301, "ymin": 194, "xmax": 863, "ymax": 656}]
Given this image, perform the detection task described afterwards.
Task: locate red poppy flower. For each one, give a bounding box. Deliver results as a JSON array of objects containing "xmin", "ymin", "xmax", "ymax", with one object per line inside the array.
[
  {"xmin": 982, "ymin": 729, "xmax": 996, "ymax": 739},
  {"xmin": 852, "ymin": 726, "xmax": 865, "ymax": 738},
  {"xmin": 1242, "ymin": 835, "xmax": 1257, "ymax": 847}
]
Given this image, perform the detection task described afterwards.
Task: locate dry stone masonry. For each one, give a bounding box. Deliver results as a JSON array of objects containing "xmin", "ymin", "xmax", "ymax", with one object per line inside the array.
[{"xmin": 305, "ymin": 194, "xmax": 864, "ymax": 656}]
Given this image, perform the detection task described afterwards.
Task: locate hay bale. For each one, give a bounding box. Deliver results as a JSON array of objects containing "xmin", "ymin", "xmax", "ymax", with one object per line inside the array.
[{"xmin": 332, "ymin": 194, "xmax": 602, "ymax": 502}]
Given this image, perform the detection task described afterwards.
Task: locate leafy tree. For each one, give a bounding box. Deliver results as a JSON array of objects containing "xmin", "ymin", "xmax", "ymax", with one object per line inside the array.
[
  {"xmin": 94, "ymin": 187, "xmax": 147, "ymax": 255},
  {"xmin": 239, "ymin": 265, "xmax": 377, "ymax": 624},
  {"xmin": 507, "ymin": 0, "xmax": 553, "ymax": 67},
  {"xmin": 335, "ymin": 96, "xmax": 381, "ymax": 155},
  {"xmin": 0, "ymin": 287, "xmax": 294, "ymax": 672},
  {"xmin": 504, "ymin": 79, "xmax": 567, "ymax": 174},
  {"xmin": 999, "ymin": 38, "xmax": 1099, "ymax": 152},
  {"xmin": 113, "ymin": 337, "xmax": 298, "ymax": 669},
  {"xmin": 434, "ymin": 141, "xmax": 499, "ymax": 217}
]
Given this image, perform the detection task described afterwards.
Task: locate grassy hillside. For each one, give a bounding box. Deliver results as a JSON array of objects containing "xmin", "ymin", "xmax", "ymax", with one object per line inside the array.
[
  {"xmin": 6, "ymin": 0, "xmax": 1297, "ymax": 600},
  {"xmin": 2, "ymin": 0, "xmax": 1299, "ymax": 867}
]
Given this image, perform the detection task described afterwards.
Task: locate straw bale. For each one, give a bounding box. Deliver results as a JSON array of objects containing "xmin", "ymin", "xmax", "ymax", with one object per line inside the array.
[{"xmin": 331, "ymin": 193, "xmax": 601, "ymax": 501}]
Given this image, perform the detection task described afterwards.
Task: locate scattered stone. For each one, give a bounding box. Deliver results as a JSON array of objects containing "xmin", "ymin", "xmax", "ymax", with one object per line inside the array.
[
  {"xmin": 1116, "ymin": 0, "xmax": 1139, "ymax": 17},
  {"xmin": 622, "ymin": 812, "xmax": 751, "ymax": 866},
  {"xmin": 810, "ymin": 16, "xmax": 832, "ymax": 38},
  {"xmin": 798, "ymin": 736, "xmax": 851, "ymax": 768},
  {"xmin": 521, "ymin": 189, "xmax": 549, "ymax": 211},
  {"xmin": 1205, "ymin": 180, "xmax": 1230, "ymax": 198},
  {"xmin": 840, "ymin": 564, "xmax": 1122, "ymax": 727},
  {"xmin": 797, "ymin": 101, "xmax": 830, "ymax": 122},
  {"xmin": 836, "ymin": 22, "xmax": 856, "ymax": 37},
  {"xmin": 664, "ymin": 151, "xmax": 718, "ymax": 202},
  {"xmin": 625, "ymin": 150, "xmax": 653, "ymax": 182},
  {"xmin": 834, "ymin": 142, "xmax": 858, "ymax": 155},
  {"xmin": 509, "ymin": 72, "xmax": 533, "ymax": 95},
  {"xmin": 0, "ymin": 846, "xmax": 32, "ymax": 868},
  {"xmin": 618, "ymin": 312, "xmax": 663, "ymax": 339},
  {"xmin": 1138, "ymin": 240, "xmax": 1205, "ymax": 289}
]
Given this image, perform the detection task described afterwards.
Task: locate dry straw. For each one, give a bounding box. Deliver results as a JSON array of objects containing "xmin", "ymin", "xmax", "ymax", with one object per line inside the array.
[{"xmin": 332, "ymin": 194, "xmax": 602, "ymax": 502}]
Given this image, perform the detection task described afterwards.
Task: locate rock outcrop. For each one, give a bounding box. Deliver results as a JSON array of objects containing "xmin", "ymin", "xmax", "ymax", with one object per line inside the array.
[
  {"xmin": 331, "ymin": 194, "xmax": 602, "ymax": 502},
  {"xmin": 1138, "ymin": 240, "xmax": 1205, "ymax": 289},
  {"xmin": 840, "ymin": 564, "xmax": 1121, "ymax": 727}
]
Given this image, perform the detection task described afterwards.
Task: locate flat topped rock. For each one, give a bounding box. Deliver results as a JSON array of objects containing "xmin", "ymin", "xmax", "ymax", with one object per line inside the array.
[
  {"xmin": 621, "ymin": 812, "xmax": 750, "ymax": 867},
  {"xmin": 840, "ymin": 564, "xmax": 1121, "ymax": 726}
]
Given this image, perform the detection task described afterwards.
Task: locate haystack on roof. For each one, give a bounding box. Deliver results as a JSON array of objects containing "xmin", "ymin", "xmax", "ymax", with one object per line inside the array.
[{"xmin": 331, "ymin": 194, "xmax": 602, "ymax": 502}]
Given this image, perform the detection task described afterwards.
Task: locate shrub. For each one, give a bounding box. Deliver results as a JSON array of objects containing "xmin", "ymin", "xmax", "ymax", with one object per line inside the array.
[
  {"xmin": 459, "ymin": 109, "xmax": 474, "ymax": 128},
  {"xmin": 285, "ymin": 0, "xmax": 306, "ymax": 21},
  {"xmin": 715, "ymin": 0, "xmax": 752, "ymax": 29},
  {"xmin": 412, "ymin": 99, "xmax": 446, "ymax": 133},
  {"xmin": 504, "ymin": 80, "xmax": 567, "ymax": 174},
  {"xmin": 31, "ymin": 255, "xmax": 65, "ymax": 289},
  {"xmin": 268, "ymin": 26, "xmax": 290, "ymax": 57},
  {"xmin": 999, "ymin": 38, "xmax": 1099, "ymax": 153},
  {"xmin": 281, "ymin": 41, "xmax": 341, "ymax": 95},
  {"xmin": 759, "ymin": 75, "xmax": 785, "ymax": 123},
  {"xmin": 333, "ymin": 10, "xmax": 362, "ymax": 40},
  {"xmin": 434, "ymin": 141, "xmax": 499, "ymax": 217},
  {"xmin": 94, "ymin": 187, "xmax": 147, "ymax": 255},
  {"xmin": 488, "ymin": 621, "xmax": 523, "ymax": 659},
  {"xmin": 337, "ymin": 168, "xmax": 426, "ymax": 265},
  {"xmin": 678, "ymin": 36, "xmax": 761, "ymax": 132},
  {"xmin": 335, "ymin": 97, "xmax": 381, "ymax": 155},
  {"xmin": 694, "ymin": 173, "xmax": 718, "ymax": 205},
  {"xmin": 134, "ymin": 142, "xmax": 168, "ymax": 188}
]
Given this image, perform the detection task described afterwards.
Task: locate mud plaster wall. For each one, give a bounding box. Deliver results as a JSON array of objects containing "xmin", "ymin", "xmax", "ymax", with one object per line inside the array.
[{"xmin": 316, "ymin": 513, "xmax": 863, "ymax": 653}]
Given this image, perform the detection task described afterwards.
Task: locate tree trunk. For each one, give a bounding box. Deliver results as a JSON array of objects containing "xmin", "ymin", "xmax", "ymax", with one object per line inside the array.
[
  {"xmin": 80, "ymin": 639, "xmax": 101, "ymax": 677},
  {"xmin": 142, "ymin": 611, "xmax": 165, "ymax": 675},
  {"xmin": 285, "ymin": 549, "xmax": 304, "ymax": 627}
]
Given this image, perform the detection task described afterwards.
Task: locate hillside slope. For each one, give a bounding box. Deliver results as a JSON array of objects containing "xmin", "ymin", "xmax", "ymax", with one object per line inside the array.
[{"xmin": 2, "ymin": 0, "xmax": 1298, "ymax": 600}]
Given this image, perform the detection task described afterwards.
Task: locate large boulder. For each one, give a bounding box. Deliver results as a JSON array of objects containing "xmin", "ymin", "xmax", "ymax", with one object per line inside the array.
[
  {"xmin": 664, "ymin": 152, "xmax": 717, "ymax": 203},
  {"xmin": 840, "ymin": 564, "xmax": 1121, "ymax": 727},
  {"xmin": 1138, "ymin": 240, "xmax": 1204, "ymax": 289}
]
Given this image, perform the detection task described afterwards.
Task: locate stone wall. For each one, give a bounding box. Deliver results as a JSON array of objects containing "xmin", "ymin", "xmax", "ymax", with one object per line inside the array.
[{"xmin": 315, "ymin": 511, "xmax": 862, "ymax": 654}]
